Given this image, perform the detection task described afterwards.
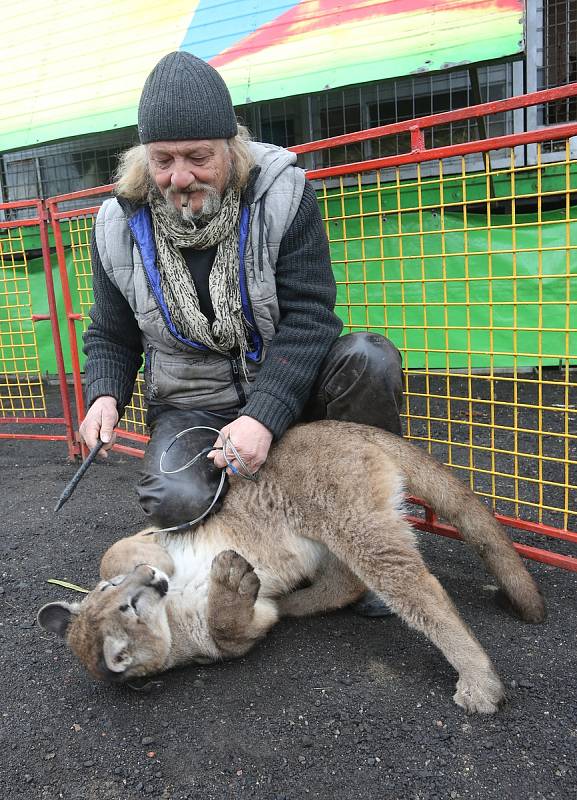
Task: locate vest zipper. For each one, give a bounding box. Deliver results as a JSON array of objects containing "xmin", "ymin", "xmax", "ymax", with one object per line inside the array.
[
  {"xmin": 144, "ymin": 345, "xmax": 158, "ymax": 399},
  {"xmin": 230, "ymin": 353, "xmax": 246, "ymax": 406},
  {"xmin": 239, "ymin": 205, "xmax": 263, "ymax": 359},
  {"xmin": 258, "ymin": 193, "xmax": 266, "ymax": 281}
]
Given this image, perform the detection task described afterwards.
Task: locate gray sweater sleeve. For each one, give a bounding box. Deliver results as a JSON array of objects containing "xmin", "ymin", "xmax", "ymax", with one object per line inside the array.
[
  {"xmin": 241, "ymin": 181, "xmax": 342, "ymax": 437},
  {"xmin": 82, "ymin": 233, "xmax": 143, "ymax": 416}
]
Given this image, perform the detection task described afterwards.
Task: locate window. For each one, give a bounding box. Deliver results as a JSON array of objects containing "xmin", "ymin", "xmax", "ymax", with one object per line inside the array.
[
  {"xmin": 236, "ymin": 97, "xmax": 303, "ymax": 149},
  {"xmin": 541, "ymin": 0, "xmax": 577, "ymax": 123},
  {"xmin": 1, "ymin": 128, "xmax": 138, "ymax": 214},
  {"xmin": 236, "ymin": 64, "xmax": 513, "ymax": 171}
]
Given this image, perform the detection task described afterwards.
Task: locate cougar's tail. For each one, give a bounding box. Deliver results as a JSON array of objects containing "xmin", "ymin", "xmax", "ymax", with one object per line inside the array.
[{"xmin": 383, "ymin": 434, "xmax": 546, "ymax": 624}]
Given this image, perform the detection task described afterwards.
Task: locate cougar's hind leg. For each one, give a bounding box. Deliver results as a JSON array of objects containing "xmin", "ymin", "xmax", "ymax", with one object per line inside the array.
[
  {"xmin": 326, "ymin": 515, "xmax": 506, "ymax": 714},
  {"xmin": 99, "ymin": 530, "xmax": 175, "ymax": 581},
  {"xmin": 277, "ymin": 551, "xmax": 365, "ymax": 618},
  {"xmin": 384, "ymin": 558, "xmax": 506, "ymax": 714}
]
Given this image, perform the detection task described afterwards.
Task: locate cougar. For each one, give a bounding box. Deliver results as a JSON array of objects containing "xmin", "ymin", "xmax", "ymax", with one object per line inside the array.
[{"xmin": 38, "ymin": 421, "xmax": 545, "ymax": 713}]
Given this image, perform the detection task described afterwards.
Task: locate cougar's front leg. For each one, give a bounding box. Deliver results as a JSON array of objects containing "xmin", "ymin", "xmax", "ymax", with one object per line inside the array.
[
  {"xmin": 207, "ymin": 550, "xmax": 278, "ymax": 658},
  {"xmin": 277, "ymin": 552, "xmax": 365, "ymax": 618},
  {"xmin": 99, "ymin": 530, "xmax": 175, "ymax": 581}
]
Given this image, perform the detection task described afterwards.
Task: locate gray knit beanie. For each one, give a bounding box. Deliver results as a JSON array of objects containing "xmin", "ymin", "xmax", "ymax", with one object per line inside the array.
[{"xmin": 138, "ymin": 52, "xmax": 238, "ymax": 143}]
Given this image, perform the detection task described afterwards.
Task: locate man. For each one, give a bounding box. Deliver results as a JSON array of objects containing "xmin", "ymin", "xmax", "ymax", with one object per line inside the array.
[{"xmin": 80, "ymin": 52, "xmax": 403, "ymax": 614}]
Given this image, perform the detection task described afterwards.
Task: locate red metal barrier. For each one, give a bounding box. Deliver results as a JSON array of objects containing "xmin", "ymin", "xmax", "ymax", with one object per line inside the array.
[
  {"xmin": 406, "ymin": 501, "xmax": 577, "ymax": 574},
  {"xmin": 46, "ymin": 186, "xmax": 114, "ymax": 426},
  {"xmin": 0, "ymin": 199, "xmax": 76, "ymax": 457},
  {"xmin": 46, "ymin": 185, "xmax": 148, "ymax": 457}
]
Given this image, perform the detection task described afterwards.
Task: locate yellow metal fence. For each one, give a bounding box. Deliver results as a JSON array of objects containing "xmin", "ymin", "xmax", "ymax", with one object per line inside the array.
[
  {"xmin": 0, "ymin": 214, "xmax": 46, "ymax": 417},
  {"xmin": 65, "ymin": 207, "xmax": 148, "ymax": 437},
  {"xmin": 312, "ymin": 142, "xmax": 576, "ymax": 532}
]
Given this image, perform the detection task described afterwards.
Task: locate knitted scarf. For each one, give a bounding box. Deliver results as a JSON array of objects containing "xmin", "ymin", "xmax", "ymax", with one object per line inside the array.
[{"xmin": 149, "ymin": 188, "xmax": 249, "ymax": 363}]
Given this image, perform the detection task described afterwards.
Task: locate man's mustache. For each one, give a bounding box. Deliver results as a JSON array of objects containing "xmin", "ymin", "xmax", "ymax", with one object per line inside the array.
[{"xmin": 164, "ymin": 183, "xmax": 213, "ymax": 197}]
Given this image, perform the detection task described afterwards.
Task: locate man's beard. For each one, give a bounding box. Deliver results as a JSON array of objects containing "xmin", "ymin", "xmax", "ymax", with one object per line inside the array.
[{"xmin": 161, "ymin": 182, "xmax": 223, "ymax": 225}]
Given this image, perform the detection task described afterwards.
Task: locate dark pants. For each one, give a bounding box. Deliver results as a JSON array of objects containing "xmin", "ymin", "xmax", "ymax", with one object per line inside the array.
[{"xmin": 137, "ymin": 332, "xmax": 403, "ymax": 527}]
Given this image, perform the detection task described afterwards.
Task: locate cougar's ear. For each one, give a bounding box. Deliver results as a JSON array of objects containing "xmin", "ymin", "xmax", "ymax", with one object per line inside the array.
[
  {"xmin": 103, "ymin": 635, "xmax": 132, "ymax": 673},
  {"xmin": 37, "ymin": 601, "xmax": 81, "ymax": 637}
]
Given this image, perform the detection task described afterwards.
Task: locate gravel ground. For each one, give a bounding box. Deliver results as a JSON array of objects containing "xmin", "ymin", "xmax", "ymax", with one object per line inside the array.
[{"xmin": 1, "ymin": 391, "xmax": 576, "ymax": 800}]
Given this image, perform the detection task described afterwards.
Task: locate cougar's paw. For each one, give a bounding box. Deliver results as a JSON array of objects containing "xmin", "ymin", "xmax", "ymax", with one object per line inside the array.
[
  {"xmin": 210, "ymin": 550, "xmax": 260, "ymax": 602},
  {"xmin": 453, "ymin": 670, "xmax": 507, "ymax": 715}
]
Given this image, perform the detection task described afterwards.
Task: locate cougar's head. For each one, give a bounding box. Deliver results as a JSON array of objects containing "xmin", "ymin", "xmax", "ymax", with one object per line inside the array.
[{"xmin": 37, "ymin": 564, "xmax": 172, "ymax": 682}]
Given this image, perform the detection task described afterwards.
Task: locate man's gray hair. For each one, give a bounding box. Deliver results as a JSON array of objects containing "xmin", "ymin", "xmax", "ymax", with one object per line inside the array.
[{"xmin": 114, "ymin": 125, "xmax": 255, "ymax": 201}]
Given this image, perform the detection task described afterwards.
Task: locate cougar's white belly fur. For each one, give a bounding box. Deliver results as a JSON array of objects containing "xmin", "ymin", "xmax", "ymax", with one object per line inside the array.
[{"xmin": 161, "ymin": 526, "xmax": 328, "ymax": 601}]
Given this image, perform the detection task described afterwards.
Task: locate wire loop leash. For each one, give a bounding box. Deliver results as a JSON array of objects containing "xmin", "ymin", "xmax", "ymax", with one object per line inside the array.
[{"xmin": 152, "ymin": 426, "xmax": 258, "ymax": 535}]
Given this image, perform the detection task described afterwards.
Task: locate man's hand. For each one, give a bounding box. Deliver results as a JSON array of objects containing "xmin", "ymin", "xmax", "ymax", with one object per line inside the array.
[
  {"xmin": 208, "ymin": 416, "xmax": 273, "ymax": 476},
  {"xmin": 78, "ymin": 396, "xmax": 119, "ymax": 457}
]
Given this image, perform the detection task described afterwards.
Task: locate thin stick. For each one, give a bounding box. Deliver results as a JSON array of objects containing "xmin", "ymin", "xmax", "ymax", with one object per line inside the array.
[{"xmin": 54, "ymin": 440, "xmax": 104, "ymax": 512}]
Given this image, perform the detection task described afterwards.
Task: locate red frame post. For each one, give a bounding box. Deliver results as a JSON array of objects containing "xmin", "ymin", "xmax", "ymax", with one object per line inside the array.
[{"xmin": 0, "ymin": 200, "xmax": 77, "ymax": 456}]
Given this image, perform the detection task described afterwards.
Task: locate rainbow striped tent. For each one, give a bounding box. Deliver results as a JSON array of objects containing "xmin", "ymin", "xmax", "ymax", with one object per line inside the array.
[{"xmin": 1, "ymin": 0, "xmax": 524, "ymax": 151}]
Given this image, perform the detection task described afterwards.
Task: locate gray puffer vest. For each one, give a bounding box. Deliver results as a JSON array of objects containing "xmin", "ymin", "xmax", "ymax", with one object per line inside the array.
[{"xmin": 94, "ymin": 141, "xmax": 305, "ymax": 410}]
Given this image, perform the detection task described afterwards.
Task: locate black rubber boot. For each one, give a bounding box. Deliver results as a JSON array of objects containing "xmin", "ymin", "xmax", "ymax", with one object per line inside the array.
[
  {"xmin": 137, "ymin": 406, "xmax": 239, "ymax": 528},
  {"xmin": 303, "ymin": 331, "xmax": 404, "ymax": 434},
  {"xmin": 350, "ymin": 589, "xmax": 395, "ymax": 618}
]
